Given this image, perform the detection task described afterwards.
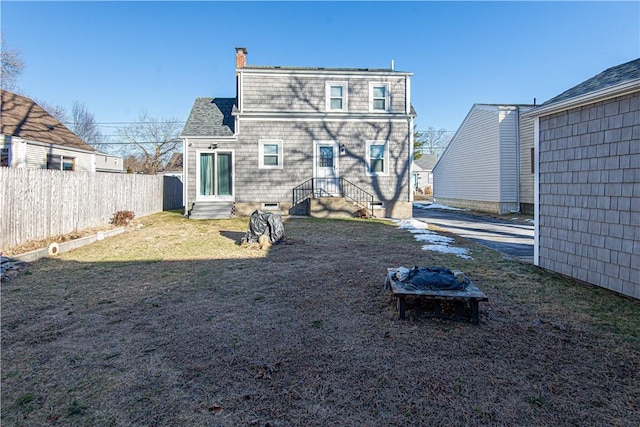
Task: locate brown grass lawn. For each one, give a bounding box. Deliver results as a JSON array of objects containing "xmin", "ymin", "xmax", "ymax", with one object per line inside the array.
[{"xmin": 2, "ymin": 211, "xmax": 639, "ymax": 426}]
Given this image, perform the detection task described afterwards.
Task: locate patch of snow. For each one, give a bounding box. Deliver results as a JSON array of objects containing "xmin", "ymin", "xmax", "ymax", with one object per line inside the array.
[
  {"xmin": 525, "ymin": 219, "xmax": 535, "ymax": 224},
  {"xmin": 421, "ymin": 244, "xmax": 472, "ymax": 259},
  {"xmin": 394, "ymin": 217, "xmax": 473, "ymax": 259},
  {"xmin": 394, "ymin": 218, "xmax": 429, "ymax": 230},
  {"xmin": 413, "ymin": 234, "xmax": 454, "ymax": 244}
]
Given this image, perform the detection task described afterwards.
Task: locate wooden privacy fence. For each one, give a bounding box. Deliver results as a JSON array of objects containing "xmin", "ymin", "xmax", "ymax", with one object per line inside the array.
[{"xmin": 0, "ymin": 168, "xmax": 183, "ymax": 250}]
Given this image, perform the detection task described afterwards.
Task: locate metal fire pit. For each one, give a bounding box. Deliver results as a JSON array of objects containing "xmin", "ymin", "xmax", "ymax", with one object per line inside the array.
[{"xmin": 386, "ymin": 267, "xmax": 488, "ymax": 324}]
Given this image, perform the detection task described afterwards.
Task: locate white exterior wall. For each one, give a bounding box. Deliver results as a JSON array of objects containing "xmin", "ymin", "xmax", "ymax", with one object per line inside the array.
[
  {"xmin": 433, "ymin": 105, "xmax": 501, "ymax": 202},
  {"xmin": 4, "ymin": 137, "xmax": 95, "ymax": 171}
]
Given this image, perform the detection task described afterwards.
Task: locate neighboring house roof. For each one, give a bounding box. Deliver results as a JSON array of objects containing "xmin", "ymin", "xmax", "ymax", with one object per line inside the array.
[
  {"xmin": 181, "ymin": 97, "xmax": 235, "ymax": 137},
  {"xmin": 414, "ymin": 154, "xmax": 438, "ymax": 171},
  {"xmin": 164, "ymin": 152, "xmax": 183, "ymax": 172},
  {"xmin": 0, "ymin": 89, "xmax": 94, "ymax": 151},
  {"xmin": 527, "ymin": 58, "xmax": 640, "ymax": 116},
  {"xmin": 434, "ymin": 103, "xmax": 534, "ymax": 173}
]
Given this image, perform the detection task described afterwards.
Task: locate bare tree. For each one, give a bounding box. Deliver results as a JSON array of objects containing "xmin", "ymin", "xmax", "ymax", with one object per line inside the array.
[
  {"xmin": 116, "ymin": 112, "xmax": 182, "ymax": 174},
  {"xmin": 0, "ymin": 34, "xmax": 25, "ymax": 91},
  {"xmin": 415, "ymin": 126, "xmax": 452, "ymax": 158},
  {"xmin": 69, "ymin": 101, "xmax": 106, "ymax": 149},
  {"xmin": 36, "ymin": 100, "xmax": 68, "ymax": 123}
]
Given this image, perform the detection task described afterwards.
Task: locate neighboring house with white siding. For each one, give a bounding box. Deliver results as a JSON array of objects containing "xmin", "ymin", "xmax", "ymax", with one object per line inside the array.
[
  {"xmin": 1, "ymin": 89, "xmax": 123, "ymax": 173},
  {"xmin": 432, "ymin": 103, "xmax": 535, "ymax": 214},
  {"xmin": 181, "ymin": 48, "xmax": 416, "ymax": 219},
  {"xmin": 525, "ymin": 57, "xmax": 640, "ymax": 299},
  {"xmin": 412, "ymin": 154, "xmax": 438, "ymax": 194}
]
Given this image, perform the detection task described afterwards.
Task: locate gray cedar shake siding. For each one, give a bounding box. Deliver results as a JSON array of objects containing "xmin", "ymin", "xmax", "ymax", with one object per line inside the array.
[
  {"xmin": 528, "ymin": 58, "xmax": 640, "ymax": 299},
  {"xmin": 239, "ymin": 69, "xmax": 408, "ymax": 113},
  {"xmin": 182, "ymin": 53, "xmax": 415, "ymax": 219},
  {"xmin": 182, "ymin": 98, "xmax": 237, "ymax": 211}
]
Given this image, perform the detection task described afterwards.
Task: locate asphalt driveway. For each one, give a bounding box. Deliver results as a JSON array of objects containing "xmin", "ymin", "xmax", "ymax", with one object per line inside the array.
[{"xmin": 413, "ymin": 204, "xmax": 534, "ymax": 262}]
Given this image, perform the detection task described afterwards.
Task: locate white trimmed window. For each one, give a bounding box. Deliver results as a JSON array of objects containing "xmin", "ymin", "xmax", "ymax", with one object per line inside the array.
[
  {"xmin": 47, "ymin": 154, "xmax": 75, "ymax": 171},
  {"xmin": 326, "ymin": 82, "xmax": 347, "ymax": 112},
  {"xmin": 366, "ymin": 140, "xmax": 389, "ymax": 176},
  {"xmin": 259, "ymin": 139, "xmax": 283, "ymax": 169},
  {"xmin": 369, "ymin": 83, "xmax": 390, "ymax": 112}
]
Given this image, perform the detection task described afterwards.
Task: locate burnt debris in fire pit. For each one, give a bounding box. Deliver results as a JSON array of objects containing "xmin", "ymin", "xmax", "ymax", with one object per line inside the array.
[
  {"xmin": 244, "ymin": 210, "xmax": 285, "ymax": 245},
  {"xmin": 386, "ymin": 266, "xmax": 469, "ymax": 291}
]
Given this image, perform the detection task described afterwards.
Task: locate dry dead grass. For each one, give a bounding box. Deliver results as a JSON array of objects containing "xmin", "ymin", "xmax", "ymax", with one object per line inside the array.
[{"xmin": 2, "ymin": 211, "xmax": 639, "ymax": 426}]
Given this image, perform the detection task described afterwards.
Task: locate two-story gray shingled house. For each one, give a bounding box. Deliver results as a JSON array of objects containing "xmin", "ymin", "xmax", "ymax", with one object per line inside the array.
[{"xmin": 181, "ymin": 48, "xmax": 416, "ymax": 219}]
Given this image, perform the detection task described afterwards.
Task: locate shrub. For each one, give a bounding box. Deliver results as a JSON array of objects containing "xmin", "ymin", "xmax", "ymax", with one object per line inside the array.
[{"xmin": 110, "ymin": 210, "xmax": 135, "ymax": 227}]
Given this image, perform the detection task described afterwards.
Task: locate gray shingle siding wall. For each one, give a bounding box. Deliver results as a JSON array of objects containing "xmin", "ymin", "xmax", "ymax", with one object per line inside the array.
[
  {"xmin": 235, "ymin": 120, "xmax": 411, "ymax": 203},
  {"xmin": 241, "ymin": 73, "xmax": 407, "ymax": 113},
  {"xmin": 538, "ymin": 91, "xmax": 640, "ymax": 298}
]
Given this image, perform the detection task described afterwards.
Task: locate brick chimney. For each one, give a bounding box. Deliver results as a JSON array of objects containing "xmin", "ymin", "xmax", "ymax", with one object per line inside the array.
[{"xmin": 235, "ymin": 47, "xmax": 248, "ymax": 69}]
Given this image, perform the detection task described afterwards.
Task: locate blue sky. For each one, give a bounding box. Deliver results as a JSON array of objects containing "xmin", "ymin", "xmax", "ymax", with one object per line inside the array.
[{"xmin": 2, "ymin": 1, "xmax": 639, "ymax": 139}]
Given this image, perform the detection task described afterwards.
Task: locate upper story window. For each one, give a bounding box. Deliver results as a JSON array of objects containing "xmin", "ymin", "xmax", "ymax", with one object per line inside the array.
[
  {"xmin": 0, "ymin": 148, "xmax": 9, "ymax": 167},
  {"xmin": 326, "ymin": 82, "xmax": 347, "ymax": 112},
  {"xmin": 366, "ymin": 140, "xmax": 389, "ymax": 176},
  {"xmin": 259, "ymin": 139, "xmax": 283, "ymax": 169},
  {"xmin": 370, "ymin": 83, "xmax": 390, "ymax": 112}
]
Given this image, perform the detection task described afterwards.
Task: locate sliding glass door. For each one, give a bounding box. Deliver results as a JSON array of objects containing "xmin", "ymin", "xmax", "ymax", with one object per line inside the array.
[{"xmin": 197, "ymin": 151, "xmax": 233, "ymax": 199}]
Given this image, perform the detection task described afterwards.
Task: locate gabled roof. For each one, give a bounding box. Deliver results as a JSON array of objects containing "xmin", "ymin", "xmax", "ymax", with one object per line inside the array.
[
  {"xmin": 1, "ymin": 89, "xmax": 94, "ymax": 151},
  {"xmin": 526, "ymin": 58, "xmax": 640, "ymax": 117},
  {"xmin": 540, "ymin": 58, "xmax": 640, "ymax": 107},
  {"xmin": 163, "ymin": 152, "xmax": 183, "ymax": 172},
  {"xmin": 181, "ymin": 97, "xmax": 235, "ymax": 137},
  {"xmin": 414, "ymin": 154, "xmax": 438, "ymax": 171}
]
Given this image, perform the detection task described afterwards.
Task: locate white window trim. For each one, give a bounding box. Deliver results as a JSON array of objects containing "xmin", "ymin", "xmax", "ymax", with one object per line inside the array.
[
  {"xmin": 369, "ymin": 82, "xmax": 390, "ymax": 112},
  {"xmin": 366, "ymin": 140, "xmax": 389, "ymax": 176},
  {"xmin": 325, "ymin": 81, "xmax": 348, "ymax": 112},
  {"xmin": 259, "ymin": 139, "xmax": 284, "ymax": 169},
  {"xmin": 195, "ymin": 149, "xmax": 235, "ymax": 201}
]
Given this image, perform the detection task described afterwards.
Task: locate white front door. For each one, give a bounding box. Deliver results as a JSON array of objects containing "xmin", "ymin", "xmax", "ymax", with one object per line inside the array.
[{"xmin": 313, "ymin": 141, "xmax": 340, "ymax": 196}]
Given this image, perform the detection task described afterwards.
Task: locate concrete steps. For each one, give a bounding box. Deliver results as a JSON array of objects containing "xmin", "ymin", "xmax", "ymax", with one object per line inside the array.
[{"xmin": 189, "ymin": 201, "xmax": 234, "ymax": 219}]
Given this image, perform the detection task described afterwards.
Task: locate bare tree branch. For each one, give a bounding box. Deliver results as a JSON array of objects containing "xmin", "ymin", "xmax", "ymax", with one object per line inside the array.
[
  {"xmin": 415, "ymin": 126, "xmax": 451, "ymax": 158},
  {"xmin": 116, "ymin": 112, "xmax": 182, "ymax": 174},
  {"xmin": 69, "ymin": 101, "xmax": 107, "ymax": 149},
  {"xmin": 0, "ymin": 34, "xmax": 25, "ymax": 91}
]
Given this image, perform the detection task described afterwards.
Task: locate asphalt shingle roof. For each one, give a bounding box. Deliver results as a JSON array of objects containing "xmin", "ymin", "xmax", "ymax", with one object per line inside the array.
[
  {"xmin": 181, "ymin": 98, "xmax": 236, "ymax": 137},
  {"xmin": 414, "ymin": 154, "xmax": 439, "ymax": 170},
  {"xmin": 1, "ymin": 89, "xmax": 94, "ymax": 151},
  {"xmin": 540, "ymin": 58, "xmax": 640, "ymax": 107}
]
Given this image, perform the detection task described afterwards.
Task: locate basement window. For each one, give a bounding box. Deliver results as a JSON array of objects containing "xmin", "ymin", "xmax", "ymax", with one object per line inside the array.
[{"xmin": 261, "ymin": 202, "xmax": 280, "ymax": 210}]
